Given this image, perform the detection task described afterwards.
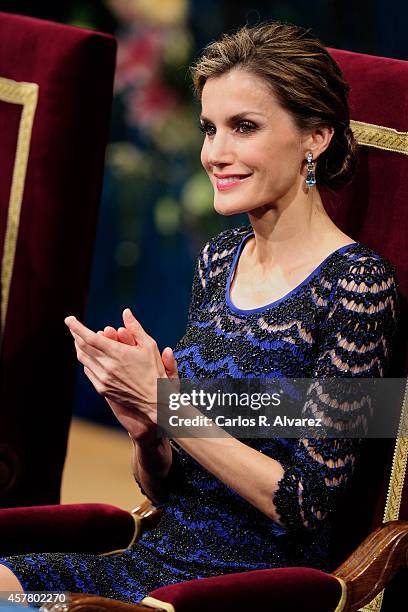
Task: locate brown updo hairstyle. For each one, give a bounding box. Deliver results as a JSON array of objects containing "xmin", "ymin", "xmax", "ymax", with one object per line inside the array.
[{"xmin": 190, "ymin": 22, "xmax": 358, "ymax": 190}]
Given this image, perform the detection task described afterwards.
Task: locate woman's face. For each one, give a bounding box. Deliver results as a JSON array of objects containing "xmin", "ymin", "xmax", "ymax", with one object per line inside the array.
[{"xmin": 200, "ymin": 68, "xmax": 308, "ymax": 216}]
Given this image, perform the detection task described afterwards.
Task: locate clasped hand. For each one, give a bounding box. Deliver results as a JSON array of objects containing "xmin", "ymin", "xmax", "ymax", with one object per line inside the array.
[{"xmin": 64, "ymin": 308, "xmax": 177, "ymax": 433}]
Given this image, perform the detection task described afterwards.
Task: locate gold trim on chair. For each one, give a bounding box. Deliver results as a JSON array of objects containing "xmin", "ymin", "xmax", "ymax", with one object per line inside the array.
[
  {"xmin": 141, "ymin": 596, "xmax": 175, "ymax": 612},
  {"xmin": 358, "ymin": 594, "xmax": 385, "ymax": 612},
  {"xmin": 359, "ymin": 378, "xmax": 408, "ymax": 612},
  {"xmin": 0, "ymin": 76, "xmax": 39, "ymax": 345},
  {"xmin": 350, "ymin": 119, "xmax": 408, "ymax": 155},
  {"xmin": 334, "ymin": 576, "xmax": 348, "ymax": 612},
  {"xmin": 100, "ymin": 511, "xmax": 142, "ymax": 557},
  {"xmin": 383, "ymin": 380, "xmax": 408, "ymax": 524}
]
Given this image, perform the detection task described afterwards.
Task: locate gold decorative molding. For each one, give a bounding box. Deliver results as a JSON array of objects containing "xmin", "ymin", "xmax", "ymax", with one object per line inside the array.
[
  {"xmin": 358, "ymin": 379, "xmax": 408, "ymax": 612},
  {"xmin": 383, "ymin": 383, "xmax": 408, "ymax": 524},
  {"xmin": 100, "ymin": 512, "xmax": 142, "ymax": 556},
  {"xmin": 334, "ymin": 576, "xmax": 348, "ymax": 611},
  {"xmin": 0, "ymin": 76, "xmax": 39, "ymax": 345},
  {"xmin": 350, "ymin": 119, "xmax": 408, "ymax": 155},
  {"xmin": 141, "ymin": 596, "xmax": 175, "ymax": 612},
  {"xmin": 358, "ymin": 591, "xmax": 385, "ymax": 612}
]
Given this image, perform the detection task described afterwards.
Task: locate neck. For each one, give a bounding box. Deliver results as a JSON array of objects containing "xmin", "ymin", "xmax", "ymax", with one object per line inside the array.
[{"xmin": 246, "ymin": 187, "xmax": 343, "ymax": 269}]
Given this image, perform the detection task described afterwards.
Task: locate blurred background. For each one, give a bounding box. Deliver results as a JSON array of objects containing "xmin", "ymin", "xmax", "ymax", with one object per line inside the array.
[{"xmin": 1, "ymin": 0, "xmax": 407, "ymax": 431}]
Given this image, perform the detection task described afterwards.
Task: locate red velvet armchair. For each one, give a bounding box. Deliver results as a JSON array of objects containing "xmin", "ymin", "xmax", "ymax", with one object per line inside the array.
[
  {"xmin": 0, "ymin": 12, "xmax": 116, "ymax": 507},
  {"xmin": 0, "ymin": 27, "xmax": 407, "ymax": 612}
]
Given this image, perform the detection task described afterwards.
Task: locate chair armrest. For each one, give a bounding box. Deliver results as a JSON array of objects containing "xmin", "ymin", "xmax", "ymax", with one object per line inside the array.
[
  {"xmin": 0, "ymin": 501, "xmax": 162, "ymax": 557},
  {"xmin": 0, "ymin": 504, "xmax": 138, "ymax": 555},
  {"xmin": 333, "ymin": 520, "xmax": 408, "ymax": 611},
  {"xmin": 57, "ymin": 567, "xmax": 344, "ymax": 612},
  {"xmin": 0, "ymin": 499, "xmax": 163, "ymax": 556}
]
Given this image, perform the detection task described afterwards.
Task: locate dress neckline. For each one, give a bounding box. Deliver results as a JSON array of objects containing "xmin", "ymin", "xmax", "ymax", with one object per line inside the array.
[{"xmin": 225, "ymin": 228, "xmax": 358, "ymax": 315}]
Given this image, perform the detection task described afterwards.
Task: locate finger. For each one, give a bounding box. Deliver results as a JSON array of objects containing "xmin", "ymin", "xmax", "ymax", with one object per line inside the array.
[
  {"xmin": 65, "ymin": 316, "xmax": 114, "ymax": 354},
  {"xmin": 162, "ymin": 347, "xmax": 178, "ymax": 379},
  {"xmin": 122, "ymin": 309, "xmax": 165, "ymax": 376},
  {"xmin": 122, "ymin": 308, "xmax": 149, "ymax": 342},
  {"xmin": 71, "ymin": 330, "xmax": 103, "ymax": 358},
  {"xmin": 75, "ymin": 341, "xmax": 104, "ymax": 374},
  {"xmin": 104, "ymin": 326, "xmax": 119, "ymax": 341},
  {"xmin": 98, "ymin": 329, "xmax": 120, "ymax": 345},
  {"xmin": 117, "ymin": 326, "xmax": 137, "ymax": 346}
]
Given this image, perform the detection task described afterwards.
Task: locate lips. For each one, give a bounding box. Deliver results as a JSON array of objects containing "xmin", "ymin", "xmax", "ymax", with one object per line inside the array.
[
  {"xmin": 214, "ymin": 174, "xmax": 252, "ymax": 191},
  {"xmin": 214, "ymin": 173, "xmax": 252, "ymax": 180}
]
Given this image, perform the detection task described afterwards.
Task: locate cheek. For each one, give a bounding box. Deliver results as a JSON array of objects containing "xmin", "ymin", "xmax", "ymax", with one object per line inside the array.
[
  {"xmin": 262, "ymin": 139, "xmax": 301, "ymax": 176},
  {"xmin": 200, "ymin": 142, "xmax": 209, "ymax": 170}
]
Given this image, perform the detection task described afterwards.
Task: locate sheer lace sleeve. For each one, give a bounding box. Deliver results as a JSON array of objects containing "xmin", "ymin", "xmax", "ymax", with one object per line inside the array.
[
  {"xmin": 186, "ymin": 240, "xmax": 212, "ymax": 328},
  {"xmin": 272, "ymin": 251, "xmax": 399, "ymax": 532},
  {"xmin": 186, "ymin": 229, "xmax": 243, "ymax": 327}
]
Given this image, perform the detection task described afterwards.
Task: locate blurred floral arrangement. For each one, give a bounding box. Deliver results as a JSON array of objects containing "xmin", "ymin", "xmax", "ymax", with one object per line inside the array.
[{"xmin": 105, "ymin": 0, "xmax": 230, "ymax": 261}]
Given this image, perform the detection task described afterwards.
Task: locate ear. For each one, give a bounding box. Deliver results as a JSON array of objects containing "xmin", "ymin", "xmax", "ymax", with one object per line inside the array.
[{"xmin": 302, "ymin": 126, "xmax": 334, "ymax": 160}]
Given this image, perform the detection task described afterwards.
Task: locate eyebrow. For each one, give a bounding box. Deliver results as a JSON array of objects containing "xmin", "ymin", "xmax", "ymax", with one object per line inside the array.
[{"xmin": 199, "ymin": 112, "xmax": 266, "ymax": 122}]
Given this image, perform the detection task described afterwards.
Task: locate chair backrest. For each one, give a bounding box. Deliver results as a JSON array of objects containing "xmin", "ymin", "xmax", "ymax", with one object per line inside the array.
[
  {"xmin": 324, "ymin": 48, "xmax": 408, "ymax": 611},
  {"xmin": 0, "ymin": 12, "xmax": 116, "ymax": 506}
]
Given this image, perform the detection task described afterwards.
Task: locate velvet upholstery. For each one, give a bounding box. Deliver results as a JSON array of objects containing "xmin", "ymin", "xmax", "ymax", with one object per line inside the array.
[
  {"xmin": 0, "ymin": 504, "xmax": 136, "ymax": 555},
  {"xmin": 146, "ymin": 567, "xmax": 344, "ymax": 612},
  {"xmin": 0, "ymin": 13, "xmax": 116, "ymax": 507},
  {"xmin": 325, "ymin": 49, "xmax": 408, "ymax": 279},
  {"xmin": 322, "ymin": 48, "xmax": 408, "ymax": 611}
]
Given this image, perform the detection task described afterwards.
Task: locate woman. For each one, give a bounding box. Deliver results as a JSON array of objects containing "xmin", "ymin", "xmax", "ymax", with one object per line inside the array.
[{"xmin": 0, "ymin": 21, "xmax": 398, "ymax": 603}]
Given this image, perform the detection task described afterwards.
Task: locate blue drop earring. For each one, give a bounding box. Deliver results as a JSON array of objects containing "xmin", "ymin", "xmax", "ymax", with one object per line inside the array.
[{"xmin": 305, "ymin": 151, "xmax": 316, "ymax": 188}]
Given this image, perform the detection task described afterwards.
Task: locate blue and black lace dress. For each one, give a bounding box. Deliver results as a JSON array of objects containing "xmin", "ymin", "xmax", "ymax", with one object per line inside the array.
[{"xmin": 0, "ymin": 226, "xmax": 398, "ymax": 604}]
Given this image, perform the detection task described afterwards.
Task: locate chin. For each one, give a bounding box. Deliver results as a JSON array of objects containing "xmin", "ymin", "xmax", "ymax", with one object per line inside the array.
[{"xmin": 213, "ymin": 197, "xmax": 250, "ymax": 217}]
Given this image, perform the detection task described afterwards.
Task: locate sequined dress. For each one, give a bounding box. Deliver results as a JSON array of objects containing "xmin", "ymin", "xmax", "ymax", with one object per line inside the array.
[{"xmin": 0, "ymin": 226, "xmax": 398, "ymax": 604}]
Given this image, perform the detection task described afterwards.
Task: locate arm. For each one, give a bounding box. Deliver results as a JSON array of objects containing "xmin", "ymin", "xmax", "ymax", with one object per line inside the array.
[
  {"xmin": 271, "ymin": 252, "xmax": 399, "ymax": 531},
  {"xmin": 129, "ymin": 432, "xmax": 173, "ymax": 505},
  {"xmin": 171, "ymin": 428, "xmax": 286, "ymax": 521}
]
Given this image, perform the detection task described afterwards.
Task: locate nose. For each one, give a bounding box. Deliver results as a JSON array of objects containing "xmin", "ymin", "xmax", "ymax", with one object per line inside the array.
[{"xmin": 206, "ymin": 131, "xmax": 234, "ymax": 168}]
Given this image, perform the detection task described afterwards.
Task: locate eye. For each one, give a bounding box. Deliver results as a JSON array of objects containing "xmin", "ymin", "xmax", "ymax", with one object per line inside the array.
[
  {"xmin": 198, "ymin": 121, "xmax": 215, "ymax": 136},
  {"xmin": 236, "ymin": 120, "xmax": 257, "ymax": 134},
  {"xmin": 198, "ymin": 119, "xmax": 258, "ymax": 136}
]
